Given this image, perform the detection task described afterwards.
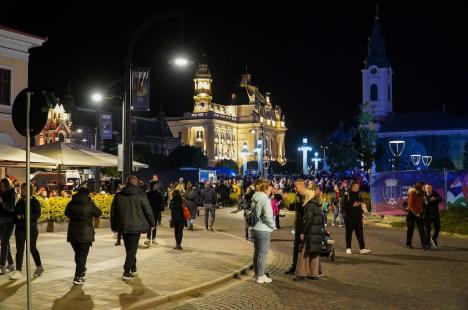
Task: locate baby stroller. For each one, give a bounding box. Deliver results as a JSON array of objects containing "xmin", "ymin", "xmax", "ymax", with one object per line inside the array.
[{"xmin": 320, "ymin": 230, "xmax": 336, "ymax": 261}]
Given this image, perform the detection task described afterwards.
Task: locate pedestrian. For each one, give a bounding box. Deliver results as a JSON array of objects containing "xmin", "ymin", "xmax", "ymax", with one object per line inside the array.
[
  {"xmin": 111, "ymin": 176, "xmax": 155, "ymax": 281},
  {"xmin": 170, "ymin": 190, "xmax": 186, "ymax": 250},
  {"xmin": 331, "ymin": 184, "xmax": 344, "ymax": 227},
  {"xmin": 271, "ymin": 191, "xmax": 280, "ymax": 230},
  {"xmin": 251, "ymin": 179, "xmax": 275, "ymax": 284},
  {"xmin": 321, "ymin": 195, "xmax": 330, "ymax": 227},
  {"xmin": 144, "ymin": 181, "xmax": 164, "ymax": 246},
  {"xmin": 0, "ymin": 178, "xmax": 15, "ymax": 275},
  {"xmin": 341, "ymin": 181, "xmax": 371, "ymax": 254},
  {"xmin": 9, "ymin": 183, "xmax": 44, "ymax": 280},
  {"xmin": 294, "ymin": 184, "xmax": 323, "ymax": 281},
  {"xmin": 273, "ymin": 193, "xmax": 283, "ymax": 229},
  {"xmin": 239, "ymin": 186, "xmax": 254, "ymax": 240},
  {"xmin": 423, "ymin": 184, "xmax": 442, "ymax": 248},
  {"xmin": 285, "ymin": 180, "xmax": 305, "ymax": 275},
  {"xmin": 65, "ymin": 187, "xmax": 102, "ymax": 285},
  {"xmin": 201, "ymin": 182, "xmax": 217, "ymax": 232},
  {"xmin": 406, "ymin": 182, "xmax": 428, "ymax": 249},
  {"xmin": 183, "ymin": 181, "xmax": 199, "ymax": 231}
]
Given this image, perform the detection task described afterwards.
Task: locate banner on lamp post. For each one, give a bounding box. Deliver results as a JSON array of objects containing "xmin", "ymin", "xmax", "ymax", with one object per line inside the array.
[
  {"xmin": 131, "ymin": 68, "xmax": 150, "ymax": 111},
  {"xmin": 101, "ymin": 113, "xmax": 112, "ymax": 140}
]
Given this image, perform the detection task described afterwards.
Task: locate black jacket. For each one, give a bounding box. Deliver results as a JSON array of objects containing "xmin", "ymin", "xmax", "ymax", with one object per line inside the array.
[
  {"xmin": 0, "ymin": 188, "xmax": 16, "ymax": 222},
  {"xmin": 201, "ymin": 187, "xmax": 217, "ymax": 204},
  {"xmin": 341, "ymin": 191, "xmax": 363, "ymax": 219},
  {"xmin": 170, "ymin": 196, "xmax": 185, "ymax": 223},
  {"xmin": 424, "ymin": 191, "xmax": 442, "ymax": 217},
  {"xmin": 110, "ymin": 185, "xmax": 155, "ymax": 234},
  {"xmin": 14, "ymin": 196, "xmax": 41, "ymax": 226},
  {"xmin": 65, "ymin": 193, "xmax": 102, "ymax": 243},
  {"xmin": 301, "ymin": 197, "xmax": 324, "ymax": 254},
  {"xmin": 147, "ymin": 189, "xmax": 164, "ymax": 220}
]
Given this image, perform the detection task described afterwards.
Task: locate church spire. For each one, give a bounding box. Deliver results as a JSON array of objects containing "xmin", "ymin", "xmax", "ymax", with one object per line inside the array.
[{"xmin": 365, "ymin": 3, "xmax": 390, "ymax": 68}]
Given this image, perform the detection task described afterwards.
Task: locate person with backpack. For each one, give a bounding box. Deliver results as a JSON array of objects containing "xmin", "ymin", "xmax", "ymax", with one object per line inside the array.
[
  {"xmin": 170, "ymin": 190, "xmax": 186, "ymax": 250},
  {"xmin": 145, "ymin": 181, "xmax": 164, "ymax": 246},
  {"xmin": 341, "ymin": 181, "xmax": 371, "ymax": 255},
  {"xmin": 65, "ymin": 187, "xmax": 102, "ymax": 285},
  {"xmin": 250, "ymin": 179, "xmax": 275, "ymax": 284},
  {"xmin": 9, "ymin": 183, "xmax": 44, "ymax": 280},
  {"xmin": 0, "ymin": 178, "xmax": 15, "ymax": 275},
  {"xmin": 183, "ymin": 182, "xmax": 199, "ymax": 231}
]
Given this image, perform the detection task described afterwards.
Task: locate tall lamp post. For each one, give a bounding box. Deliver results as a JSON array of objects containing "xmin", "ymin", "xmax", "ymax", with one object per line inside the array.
[
  {"xmin": 298, "ymin": 138, "xmax": 312, "ymax": 175},
  {"xmin": 320, "ymin": 145, "xmax": 329, "ymax": 171},
  {"xmin": 252, "ymin": 108, "xmax": 265, "ymax": 177},
  {"xmin": 124, "ymin": 12, "xmax": 187, "ymax": 182},
  {"xmin": 389, "ymin": 140, "xmax": 406, "ymax": 171},
  {"xmin": 241, "ymin": 142, "xmax": 249, "ymax": 176},
  {"xmin": 311, "ymin": 151, "xmax": 322, "ymax": 173}
]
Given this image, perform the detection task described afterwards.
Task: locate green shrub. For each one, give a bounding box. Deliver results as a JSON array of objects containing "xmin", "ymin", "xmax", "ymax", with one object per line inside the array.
[{"xmin": 440, "ymin": 207, "xmax": 468, "ymax": 235}]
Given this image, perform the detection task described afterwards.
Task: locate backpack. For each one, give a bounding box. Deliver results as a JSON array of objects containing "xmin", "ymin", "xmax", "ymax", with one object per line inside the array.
[
  {"xmin": 181, "ymin": 199, "xmax": 191, "ymax": 221},
  {"xmin": 245, "ymin": 203, "xmax": 260, "ymax": 227}
]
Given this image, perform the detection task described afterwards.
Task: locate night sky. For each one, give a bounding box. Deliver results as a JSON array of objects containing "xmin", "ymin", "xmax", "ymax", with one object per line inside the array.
[{"xmin": 2, "ymin": 3, "xmax": 467, "ymax": 162}]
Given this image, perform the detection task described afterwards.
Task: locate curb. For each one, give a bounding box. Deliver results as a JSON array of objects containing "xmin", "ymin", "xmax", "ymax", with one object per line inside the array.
[
  {"xmin": 365, "ymin": 220, "xmax": 468, "ymax": 239},
  {"xmin": 111, "ymin": 223, "xmax": 254, "ymax": 310}
]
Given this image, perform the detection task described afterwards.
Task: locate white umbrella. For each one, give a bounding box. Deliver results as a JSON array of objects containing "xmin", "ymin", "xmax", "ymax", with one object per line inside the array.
[{"xmin": 0, "ymin": 143, "xmax": 58, "ymax": 167}]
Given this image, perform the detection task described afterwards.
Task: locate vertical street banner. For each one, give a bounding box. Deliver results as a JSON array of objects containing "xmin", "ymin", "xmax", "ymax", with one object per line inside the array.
[
  {"xmin": 131, "ymin": 68, "xmax": 150, "ymax": 111},
  {"xmin": 101, "ymin": 113, "xmax": 112, "ymax": 140},
  {"xmin": 446, "ymin": 170, "xmax": 468, "ymax": 208},
  {"xmin": 370, "ymin": 170, "xmax": 445, "ymax": 215}
]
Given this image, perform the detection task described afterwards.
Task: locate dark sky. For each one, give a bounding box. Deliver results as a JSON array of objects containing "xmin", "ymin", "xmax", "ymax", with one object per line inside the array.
[{"xmin": 2, "ymin": 3, "xmax": 467, "ymax": 162}]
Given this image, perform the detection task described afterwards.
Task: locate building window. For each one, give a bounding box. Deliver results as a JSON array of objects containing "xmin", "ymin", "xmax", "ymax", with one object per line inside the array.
[
  {"xmin": 370, "ymin": 84, "xmax": 378, "ymax": 101},
  {"xmin": 178, "ymin": 131, "xmax": 182, "ymax": 139},
  {"xmin": 388, "ymin": 85, "xmax": 391, "ymax": 102},
  {"xmin": 0, "ymin": 68, "xmax": 11, "ymax": 106}
]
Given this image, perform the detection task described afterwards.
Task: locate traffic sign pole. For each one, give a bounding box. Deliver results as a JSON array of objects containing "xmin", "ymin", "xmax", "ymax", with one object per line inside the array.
[{"xmin": 26, "ymin": 92, "xmax": 32, "ymax": 310}]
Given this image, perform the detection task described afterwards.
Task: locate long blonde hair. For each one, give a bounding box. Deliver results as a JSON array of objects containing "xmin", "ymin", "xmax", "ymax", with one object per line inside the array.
[{"xmin": 254, "ymin": 179, "xmax": 270, "ymax": 192}]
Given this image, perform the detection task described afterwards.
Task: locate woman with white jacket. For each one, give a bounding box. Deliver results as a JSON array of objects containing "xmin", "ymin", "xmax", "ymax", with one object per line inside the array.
[{"xmin": 251, "ymin": 179, "xmax": 275, "ymax": 284}]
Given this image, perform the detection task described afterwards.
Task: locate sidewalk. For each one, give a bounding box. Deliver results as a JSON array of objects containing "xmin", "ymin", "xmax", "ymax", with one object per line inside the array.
[{"xmin": 0, "ymin": 219, "xmax": 253, "ymax": 310}]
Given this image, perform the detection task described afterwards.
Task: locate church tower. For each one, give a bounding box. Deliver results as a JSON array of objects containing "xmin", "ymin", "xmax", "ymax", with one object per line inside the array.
[
  {"xmin": 193, "ymin": 57, "xmax": 213, "ymax": 112},
  {"xmin": 362, "ymin": 5, "xmax": 393, "ymax": 120}
]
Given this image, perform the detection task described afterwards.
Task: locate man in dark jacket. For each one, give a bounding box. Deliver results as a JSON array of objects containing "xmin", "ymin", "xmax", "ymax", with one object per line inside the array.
[
  {"xmin": 111, "ymin": 176, "xmax": 155, "ymax": 280},
  {"xmin": 286, "ymin": 179, "xmax": 306, "ymax": 275},
  {"xmin": 65, "ymin": 187, "xmax": 102, "ymax": 285},
  {"xmin": 201, "ymin": 182, "xmax": 217, "ymax": 231},
  {"xmin": 423, "ymin": 184, "xmax": 442, "ymax": 248},
  {"xmin": 145, "ymin": 181, "xmax": 164, "ymax": 245}
]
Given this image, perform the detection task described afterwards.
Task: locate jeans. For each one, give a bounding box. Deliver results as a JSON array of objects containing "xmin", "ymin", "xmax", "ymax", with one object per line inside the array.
[
  {"xmin": 333, "ymin": 206, "xmax": 344, "ymax": 225},
  {"xmin": 252, "ymin": 230, "xmax": 271, "ymax": 277},
  {"xmin": 70, "ymin": 242, "xmax": 91, "ymax": 278},
  {"xmin": 425, "ymin": 214, "xmax": 441, "ymax": 244},
  {"xmin": 122, "ymin": 233, "xmax": 140, "ymax": 272},
  {"xmin": 204, "ymin": 204, "xmax": 216, "ymax": 229},
  {"xmin": 345, "ymin": 216, "xmax": 366, "ymax": 249},
  {"xmin": 290, "ymin": 232, "xmax": 301, "ymax": 270},
  {"xmin": 174, "ymin": 221, "xmax": 184, "ymax": 246},
  {"xmin": 147, "ymin": 226, "xmax": 157, "ymax": 240},
  {"xmin": 323, "ymin": 210, "xmax": 328, "ymax": 225},
  {"xmin": 15, "ymin": 224, "xmax": 42, "ymax": 271},
  {"xmin": 0, "ymin": 221, "xmax": 14, "ymax": 266},
  {"xmin": 406, "ymin": 212, "xmax": 426, "ymax": 247}
]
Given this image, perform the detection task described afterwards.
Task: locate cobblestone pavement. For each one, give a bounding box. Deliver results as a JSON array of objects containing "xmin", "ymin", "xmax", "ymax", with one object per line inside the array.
[
  {"xmin": 163, "ymin": 208, "xmax": 468, "ymax": 310},
  {"xmin": 0, "ymin": 216, "xmax": 252, "ymax": 310}
]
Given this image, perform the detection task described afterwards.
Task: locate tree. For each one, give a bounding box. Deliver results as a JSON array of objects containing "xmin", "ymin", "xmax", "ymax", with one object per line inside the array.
[
  {"xmin": 216, "ymin": 159, "xmax": 239, "ymax": 174},
  {"xmin": 327, "ymin": 143, "xmax": 359, "ymax": 172},
  {"xmin": 356, "ymin": 102, "xmax": 377, "ymax": 171},
  {"xmin": 464, "ymin": 142, "xmax": 468, "ymax": 169},
  {"xmin": 268, "ymin": 160, "xmax": 282, "ymax": 175},
  {"xmin": 167, "ymin": 145, "xmax": 208, "ymax": 169}
]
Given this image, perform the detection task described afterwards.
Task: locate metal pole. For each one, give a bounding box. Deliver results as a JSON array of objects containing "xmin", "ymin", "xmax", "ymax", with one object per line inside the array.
[
  {"xmin": 26, "ymin": 92, "xmax": 32, "ymax": 310},
  {"xmin": 302, "ymin": 149, "xmax": 307, "ymax": 175},
  {"xmin": 95, "ymin": 110, "xmax": 101, "ymax": 193},
  {"xmin": 123, "ymin": 61, "xmax": 132, "ymax": 182}
]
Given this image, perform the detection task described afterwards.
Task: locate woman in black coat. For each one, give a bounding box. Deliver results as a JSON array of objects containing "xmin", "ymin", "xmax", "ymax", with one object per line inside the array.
[
  {"xmin": 295, "ymin": 187, "xmax": 324, "ymax": 281},
  {"xmin": 65, "ymin": 187, "xmax": 102, "ymax": 285},
  {"xmin": 170, "ymin": 190, "xmax": 185, "ymax": 250}
]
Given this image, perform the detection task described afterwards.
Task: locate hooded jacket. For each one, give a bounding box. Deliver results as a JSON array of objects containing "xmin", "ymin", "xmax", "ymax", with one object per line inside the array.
[
  {"xmin": 110, "ymin": 184, "xmax": 155, "ymax": 234},
  {"xmin": 65, "ymin": 192, "xmax": 102, "ymax": 243},
  {"xmin": 251, "ymin": 192, "xmax": 275, "ymax": 233},
  {"xmin": 300, "ymin": 190, "xmax": 324, "ymax": 254}
]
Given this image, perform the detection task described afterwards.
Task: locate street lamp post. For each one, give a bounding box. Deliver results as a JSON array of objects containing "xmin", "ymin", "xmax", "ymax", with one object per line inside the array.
[
  {"xmin": 252, "ymin": 108, "xmax": 266, "ymax": 177},
  {"xmin": 320, "ymin": 145, "xmax": 329, "ymax": 171},
  {"xmin": 124, "ymin": 12, "xmax": 186, "ymax": 183},
  {"xmin": 311, "ymin": 151, "xmax": 322, "ymax": 173},
  {"xmin": 298, "ymin": 138, "xmax": 312, "ymax": 175},
  {"xmin": 389, "ymin": 140, "xmax": 406, "ymax": 171}
]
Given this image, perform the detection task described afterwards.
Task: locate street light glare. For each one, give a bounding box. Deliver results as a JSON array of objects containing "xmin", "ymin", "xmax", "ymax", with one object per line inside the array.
[
  {"xmin": 91, "ymin": 93, "xmax": 103, "ymax": 102},
  {"xmin": 77, "ymin": 129, "xmax": 83, "ymax": 133},
  {"xmin": 174, "ymin": 57, "xmax": 189, "ymax": 66}
]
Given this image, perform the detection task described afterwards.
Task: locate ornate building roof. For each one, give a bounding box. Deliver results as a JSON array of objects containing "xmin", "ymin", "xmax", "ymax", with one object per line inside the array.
[{"xmin": 364, "ymin": 5, "xmax": 391, "ymax": 69}]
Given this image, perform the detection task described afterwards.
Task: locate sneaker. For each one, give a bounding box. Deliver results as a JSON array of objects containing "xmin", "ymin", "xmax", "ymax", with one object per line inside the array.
[
  {"xmin": 255, "ymin": 275, "xmax": 272, "ymax": 284},
  {"xmin": 7, "ymin": 264, "xmax": 15, "ymax": 273},
  {"xmin": 360, "ymin": 249, "xmax": 371, "ymax": 254},
  {"xmin": 209, "ymin": 226, "xmax": 214, "ymax": 232},
  {"xmin": 331, "ymin": 222, "xmax": 335, "ymax": 226},
  {"xmin": 33, "ymin": 266, "xmax": 44, "ymax": 277},
  {"xmin": 431, "ymin": 238, "xmax": 437, "ymax": 248},
  {"xmin": 9, "ymin": 271, "xmax": 22, "ymax": 280},
  {"xmin": 144, "ymin": 239, "xmax": 151, "ymax": 246},
  {"xmin": 339, "ymin": 225, "xmax": 343, "ymax": 228},
  {"xmin": 122, "ymin": 273, "xmax": 135, "ymax": 281},
  {"xmin": 285, "ymin": 268, "xmax": 295, "ymax": 275},
  {"xmin": 152, "ymin": 240, "xmax": 158, "ymax": 245},
  {"xmin": 324, "ymin": 224, "xmax": 328, "ymax": 227},
  {"xmin": 0, "ymin": 266, "xmax": 6, "ymax": 275},
  {"xmin": 73, "ymin": 277, "xmax": 85, "ymax": 285},
  {"xmin": 346, "ymin": 248, "xmax": 352, "ymax": 255},
  {"xmin": 79, "ymin": 267, "xmax": 87, "ymax": 279},
  {"xmin": 131, "ymin": 268, "xmax": 138, "ymax": 276}
]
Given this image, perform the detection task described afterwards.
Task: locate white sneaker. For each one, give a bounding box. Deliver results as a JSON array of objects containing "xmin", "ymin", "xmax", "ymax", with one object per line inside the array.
[
  {"xmin": 9, "ymin": 271, "xmax": 22, "ymax": 280},
  {"xmin": 339, "ymin": 225, "xmax": 343, "ymax": 228},
  {"xmin": 324, "ymin": 224, "xmax": 328, "ymax": 227},
  {"xmin": 346, "ymin": 248, "xmax": 352, "ymax": 254},
  {"xmin": 144, "ymin": 240, "xmax": 151, "ymax": 246},
  {"xmin": 360, "ymin": 249, "xmax": 371, "ymax": 254},
  {"xmin": 255, "ymin": 275, "xmax": 272, "ymax": 284},
  {"xmin": 331, "ymin": 222, "xmax": 335, "ymax": 226},
  {"xmin": 430, "ymin": 239, "xmax": 437, "ymax": 248}
]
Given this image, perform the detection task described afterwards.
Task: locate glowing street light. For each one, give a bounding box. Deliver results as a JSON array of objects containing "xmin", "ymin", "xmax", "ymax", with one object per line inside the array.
[
  {"xmin": 389, "ymin": 140, "xmax": 406, "ymax": 171},
  {"xmin": 410, "ymin": 154, "xmax": 421, "ymax": 170},
  {"xmin": 298, "ymin": 138, "xmax": 312, "ymax": 175},
  {"xmin": 173, "ymin": 57, "xmax": 189, "ymax": 67},
  {"xmin": 76, "ymin": 129, "xmax": 83, "ymax": 134},
  {"xmin": 422, "ymin": 155, "xmax": 433, "ymax": 168},
  {"xmin": 311, "ymin": 151, "xmax": 321, "ymax": 172},
  {"xmin": 91, "ymin": 93, "xmax": 103, "ymax": 102}
]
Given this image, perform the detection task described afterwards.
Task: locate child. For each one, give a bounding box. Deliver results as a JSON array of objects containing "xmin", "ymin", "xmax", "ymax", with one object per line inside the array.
[{"xmin": 322, "ymin": 196, "xmax": 330, "ymax": 227}]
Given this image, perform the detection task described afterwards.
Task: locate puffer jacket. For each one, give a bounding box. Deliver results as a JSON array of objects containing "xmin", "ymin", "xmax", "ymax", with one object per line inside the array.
[
  {"xmin": 110, "ymin": 184, "xmax": 155, "ymax": 234},
  {"xmin": 251, "ymin": 192, "xmax": 275, "ymax": 233},
  {"xmin": 65, "ymin": 193, "xmax": 102, "ymax": 243},
  {"xmin": 301, "ymin": 194, "xmax": 324, "ymax": 255}
]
